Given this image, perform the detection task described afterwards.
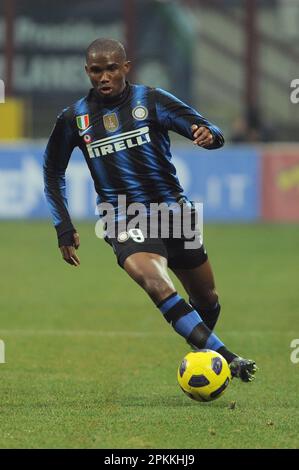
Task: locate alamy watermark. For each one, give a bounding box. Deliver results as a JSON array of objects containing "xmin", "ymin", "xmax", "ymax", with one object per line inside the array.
[
  {"xmin": 95, "ymin": 195, "xmax": 204, "ymax": 249},
  {"xmin": 290, "ymin": 79, "xmax": 299, "ymax": 104},
  {"xmin": 290, "ymin": 339, "xmax": 299, "ymax": 364},
  {"xmin": 0, "ymin": 79, "xmax": 4, "ymax": 103},
  {"xmin": 0, "ymin": 339, "xmax": 5, "ymax": 363}
]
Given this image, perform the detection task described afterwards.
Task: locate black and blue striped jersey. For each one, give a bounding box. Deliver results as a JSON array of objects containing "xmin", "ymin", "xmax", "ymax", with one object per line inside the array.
[{"xmin": 43, "ymin": 83, "xmax": 224, "ymax": 238}]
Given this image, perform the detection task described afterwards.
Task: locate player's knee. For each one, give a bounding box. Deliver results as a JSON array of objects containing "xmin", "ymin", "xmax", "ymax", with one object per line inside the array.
[
  {"xmin": 142, "ymin": 276, "xmax": 174, "ymax": 304},
  {"xmin": 125, "ymin": 259, "xmax": 175, "ymax": 303}
]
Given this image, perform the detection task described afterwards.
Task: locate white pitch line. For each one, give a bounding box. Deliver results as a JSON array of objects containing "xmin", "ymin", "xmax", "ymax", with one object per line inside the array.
[
  {"xmin": 0, "ymin": 329, "xmax": 297, "ymax": 337},
  {"xmin": 0, "ymin": 329, "xmax": 162, "ymax": 337}
]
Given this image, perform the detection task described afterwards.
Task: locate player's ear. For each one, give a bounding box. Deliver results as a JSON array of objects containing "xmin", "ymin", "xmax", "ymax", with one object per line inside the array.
[
  {"xmin": 85, "ymin": 64, "xmax": 89, "ymax": 75},
  {"xmin": 124, "ymin": 61, "xmax": 131, "ymax": 75}
]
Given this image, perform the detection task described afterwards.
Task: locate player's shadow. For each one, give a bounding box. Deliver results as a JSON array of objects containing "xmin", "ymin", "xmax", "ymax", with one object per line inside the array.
[
  {"xmin": 110, "ymin": 394, "xmax": 228, "ymax": 408},
  {"xmin": 3, "ymin": 395, "xmax": 230, "ymax": 410}
]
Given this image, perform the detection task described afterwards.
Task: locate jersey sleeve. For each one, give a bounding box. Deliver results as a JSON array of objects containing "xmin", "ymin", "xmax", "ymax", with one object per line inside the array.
[
  {"xmin": 43, "ymin": 109, "xmax": 77, "ymax": 239},
  {"xmin": 154, "ymin": 88, "xmax": 224, "ymax": 149}
]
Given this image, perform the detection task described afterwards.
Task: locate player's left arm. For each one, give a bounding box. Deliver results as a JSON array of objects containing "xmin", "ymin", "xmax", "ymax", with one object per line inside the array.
[{"xmin": 154, "ymin": 88, "xmax": 224, "ymax": 149}]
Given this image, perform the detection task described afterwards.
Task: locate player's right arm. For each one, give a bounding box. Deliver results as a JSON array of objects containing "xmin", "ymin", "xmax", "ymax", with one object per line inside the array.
[{"xmin": 43, "ymin": 109, "xmax": 80, "ymax": 266}]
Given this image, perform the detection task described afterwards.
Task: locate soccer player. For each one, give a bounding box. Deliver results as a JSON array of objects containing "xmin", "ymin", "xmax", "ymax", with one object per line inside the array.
[{"xmin": 43, "ymin": 38, "xmax": 257, "ymax": 382}]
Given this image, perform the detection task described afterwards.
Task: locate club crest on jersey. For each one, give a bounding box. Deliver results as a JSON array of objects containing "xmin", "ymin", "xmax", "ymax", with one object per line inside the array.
[
  {"xmin": 76, "ymin": 114, "xmax": 89, "ymax": 130},
  {"xmin": 103, "ymin": 113, "xmax": 119, "ymax": 132},
  {"xmin": 117, "ymin": 231, "xmax": 129, "ymax": 243},
  {"xmin": 132, "ymin": 105, "xmax": 148, "ymax": 121}
]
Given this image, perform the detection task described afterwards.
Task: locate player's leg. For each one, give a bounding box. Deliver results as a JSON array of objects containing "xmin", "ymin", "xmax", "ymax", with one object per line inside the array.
[
  {"xmin": 123, "ymin": 252, "xmax": 257, "ymax": 381},
  {"xmin": 105, "ymin": 227, "xmax": 256, "ymax": 382},
  {"xmin": 123, "ymin": 252, "xmax": 175, "ymax": 304},
  {"xmin": 123, "ymin": 252, "xmax": 225, "ymax": 349},
  {"xmin": 172, "ymin": 259, "xmax": 221, "ymax": 331},
  {"xmin": 167, "ymin": 245, "xmax": 257, "ymax": 382}
]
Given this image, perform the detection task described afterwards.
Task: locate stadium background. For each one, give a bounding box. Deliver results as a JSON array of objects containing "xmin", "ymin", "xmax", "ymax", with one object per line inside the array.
[{"xmin": 0, "ymin": 0, "xmax": 298, "ymax": 450}]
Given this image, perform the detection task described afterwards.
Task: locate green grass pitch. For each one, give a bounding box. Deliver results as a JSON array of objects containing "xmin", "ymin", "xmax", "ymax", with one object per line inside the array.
[{"xmin": 0, "ymin": 221, "xmax": 298, "ymax": 449}]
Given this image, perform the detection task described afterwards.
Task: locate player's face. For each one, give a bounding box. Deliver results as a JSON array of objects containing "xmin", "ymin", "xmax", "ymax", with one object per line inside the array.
[{"xmin": 85, "ymin": 51, "xmax": 131, "ymax": 98}]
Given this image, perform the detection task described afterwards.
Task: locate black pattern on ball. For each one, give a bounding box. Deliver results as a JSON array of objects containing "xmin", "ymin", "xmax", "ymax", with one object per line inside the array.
[
  {"xmin": 210, "ymin": 377, "xmax": 230, "ymax": 398},
  {"xmin": 211, "ymin": 356, "xmax": 223, "ymax": 375},
  {"xmin": 188, "ymin": 374, "xmax": 210, "ymax": 387},
  {"xmin": 179, "ymin": 359, "xmax": 187, "ymax": 377}
]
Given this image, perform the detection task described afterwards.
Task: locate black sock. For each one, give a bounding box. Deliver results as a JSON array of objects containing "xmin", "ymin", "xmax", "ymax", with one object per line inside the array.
[
  {"xmin": 190, "ymin": 299, "xmax": 221, "ymax": 331},
  {"xmin": 217, "ymin": 346, "xmax": 237, "ymax": 364}
]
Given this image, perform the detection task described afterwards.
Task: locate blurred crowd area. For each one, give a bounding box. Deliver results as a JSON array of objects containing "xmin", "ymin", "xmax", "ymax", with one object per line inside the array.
[{"xmin": 0, "ymin": 0, "xmax": 298, "ymax": 142}]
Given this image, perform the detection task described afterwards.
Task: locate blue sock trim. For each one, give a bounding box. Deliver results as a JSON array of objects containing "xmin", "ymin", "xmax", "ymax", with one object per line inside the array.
[
  {"xmin": 205, "ymin": 333, "xmax": 224, "ymax": 350},
  {"xmin": 159, "ymin": 293, "xmax": 181, "ymax": 314},
  {"xmin": 158, "ymin": 294, "xmax": 221, "ymax": 349},
  {"xmin": 174, "ymin": 311, "xmax": 202, "ymax": 338}
]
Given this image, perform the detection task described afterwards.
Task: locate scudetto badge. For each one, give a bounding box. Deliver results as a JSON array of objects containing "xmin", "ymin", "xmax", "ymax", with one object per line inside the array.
[
  {"xmin": 117, "ymin": 232, "xmax": 129, "ymax": 243},
  {"xmin": 76, "ymin": 114, "xmax": 89, "ymax": 130},
  {"xmin": 132, "ymin": 106, "xmax": 148, "ymax": 121},
  {"xmin": 103, "ymin": 113, "xmax": 119, "ymax": 132}
]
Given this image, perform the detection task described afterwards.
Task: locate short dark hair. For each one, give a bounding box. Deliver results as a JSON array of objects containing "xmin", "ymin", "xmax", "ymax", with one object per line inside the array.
[{"xmin": 86, "ymin": 38, "xmax": 127, "ymax": 62}]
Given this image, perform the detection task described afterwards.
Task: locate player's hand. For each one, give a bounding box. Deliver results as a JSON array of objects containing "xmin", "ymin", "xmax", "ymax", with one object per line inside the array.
[
  {"xmin": 191, "ymin": 125, "xmax": 214, "ymax": 147},
  {"xmin": 60, "ymin": 232, "xmax": 81, "ymax": 267}
]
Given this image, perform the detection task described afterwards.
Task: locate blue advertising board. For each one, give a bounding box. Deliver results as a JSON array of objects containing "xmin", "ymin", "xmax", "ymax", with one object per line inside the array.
[
  {"xmin": 173, "ymin": 146, "xmax": 260, "ymax": 220},
  {"xmin": 0, "ymin": 144, "xmax": 260, "ymax": 221}
]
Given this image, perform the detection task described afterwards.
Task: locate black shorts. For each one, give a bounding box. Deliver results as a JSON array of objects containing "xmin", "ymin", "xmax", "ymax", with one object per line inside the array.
[{"xmin": 104, "ymin": 202, "xmax": 208, "ymax": 270}]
